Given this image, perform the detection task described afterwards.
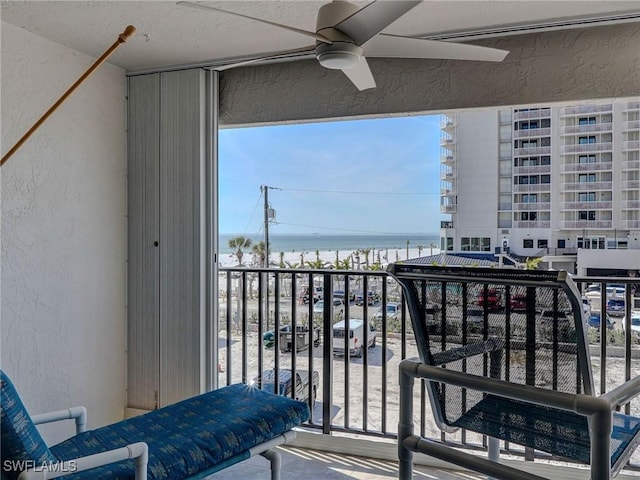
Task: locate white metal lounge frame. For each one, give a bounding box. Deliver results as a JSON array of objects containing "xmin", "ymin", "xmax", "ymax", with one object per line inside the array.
[
  {"xmin": 389, "ymin": 265, "xmax": 640, "ymax": 480},
  {"xmin": 13, "ymin": 405, "xmax": 296, "ymax": 480}
]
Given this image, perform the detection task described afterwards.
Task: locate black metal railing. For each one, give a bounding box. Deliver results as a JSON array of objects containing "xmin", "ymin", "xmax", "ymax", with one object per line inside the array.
[{"xmin": 217, "ymin": 267, "xmax": 640, "ymax": 465}]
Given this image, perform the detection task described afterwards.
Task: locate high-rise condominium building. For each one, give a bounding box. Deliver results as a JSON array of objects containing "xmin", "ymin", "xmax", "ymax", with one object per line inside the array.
[{"xmin": 439, "ymin": 99, "xmax": 640, "ymax": 276}]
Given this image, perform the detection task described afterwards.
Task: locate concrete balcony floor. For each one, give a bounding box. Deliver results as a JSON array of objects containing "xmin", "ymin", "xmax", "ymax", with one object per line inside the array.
[{"xmin": 209, "ymin": 446, "xmax": 483, "ymax": 480}]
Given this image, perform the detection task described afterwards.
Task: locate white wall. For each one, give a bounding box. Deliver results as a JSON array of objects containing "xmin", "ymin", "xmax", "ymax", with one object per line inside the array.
[{"xmin": 1, "ymin": 22, "xmax": 127, "ymax": 443}]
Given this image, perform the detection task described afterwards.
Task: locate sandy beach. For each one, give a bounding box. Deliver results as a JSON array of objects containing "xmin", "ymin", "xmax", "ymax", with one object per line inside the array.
[{"xmin": 218, "ymin": 247, "xmax": 439, "ymax": 268}]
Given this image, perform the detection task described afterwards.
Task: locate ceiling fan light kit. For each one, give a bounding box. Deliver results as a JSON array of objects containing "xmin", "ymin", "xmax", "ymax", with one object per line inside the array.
[
  {"xmin": 316, "ymin": 42, "xmax": 362, "ymax": 70},
  {"xmin": 180, "ymin": 0, "xmax": 510, "ymax": 91}
]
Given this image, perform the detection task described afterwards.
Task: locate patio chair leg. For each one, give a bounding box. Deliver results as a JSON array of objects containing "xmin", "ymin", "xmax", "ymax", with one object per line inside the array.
[
  {"xmin": 399, "ymin": 362, "xmax": 416, "ymax": 480},
  {"xmin": 260, "ymin": 448, "xmax": 282, "ymax": 480},
  {"xmin": 487, "ymin": 436, "xmax": 500, "ymax": 480}
]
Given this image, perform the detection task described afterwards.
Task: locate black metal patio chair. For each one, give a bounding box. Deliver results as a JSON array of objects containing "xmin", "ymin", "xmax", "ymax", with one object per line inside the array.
[{"xmin": 387, "ymin": 263, "xmax": 640, "ymax": 480}]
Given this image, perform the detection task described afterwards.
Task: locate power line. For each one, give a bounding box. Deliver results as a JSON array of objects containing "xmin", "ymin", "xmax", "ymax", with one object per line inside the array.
[{"xmin": 273, "ymin": 186, "xmax": 438, "ymax": 196}]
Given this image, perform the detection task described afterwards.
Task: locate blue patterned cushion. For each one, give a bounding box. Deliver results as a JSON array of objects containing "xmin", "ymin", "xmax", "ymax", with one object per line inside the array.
[
  {"xmin": 1, "ymin": 371, "xmax": 58, "ymax": 480},
  {"xmin": 50, "ymin": 383, "xmax": 310, "ymax": 479}
]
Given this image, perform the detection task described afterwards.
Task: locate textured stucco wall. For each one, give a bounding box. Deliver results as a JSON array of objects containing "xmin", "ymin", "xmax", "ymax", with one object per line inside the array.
[
  {"xmin": 219, "ymin": 22, "xmax": 640, "ymax": 127},
  {"xmin": 1, "ymin": 22, "xmax": 127, "ymax": 442}
]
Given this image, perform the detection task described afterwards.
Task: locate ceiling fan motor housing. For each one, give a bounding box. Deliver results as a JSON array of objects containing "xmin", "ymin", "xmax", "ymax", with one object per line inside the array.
[{"xmin": 315, "ymin": 1, "xmax": 363, "ymax": 70}]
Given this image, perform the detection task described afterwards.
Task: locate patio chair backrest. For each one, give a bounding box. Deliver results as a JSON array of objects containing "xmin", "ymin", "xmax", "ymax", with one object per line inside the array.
[
  {"xmin": 1, "ymin": 370, "xmax": 58, "ymax": 479},
  {"xmin": 387, "ymin": 264, "xmax": 594, "ymax": 432}
]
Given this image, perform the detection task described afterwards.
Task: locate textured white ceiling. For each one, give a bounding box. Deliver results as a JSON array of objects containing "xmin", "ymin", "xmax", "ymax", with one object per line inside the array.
[{"xmin": 2, "ymin": 1, "xmax": 639, "ymax": 73}]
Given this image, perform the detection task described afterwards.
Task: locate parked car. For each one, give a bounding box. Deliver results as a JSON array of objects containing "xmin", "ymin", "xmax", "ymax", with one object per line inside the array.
[
  {"xmin": 355, "ymin": 291, "xmax": 380, "ymax": 306},
  {"xmin": 313, "ymin": 298, "xmax": 345, "ymax": 319},
  {"xmin": 606, "ymin": 297, "xmax": 625, "ymax": 317},
  {"xmin": 477, "ymin": 288, "xmax": 502, "ymax": 311},
  {"xmin": 509, "ymin": 293, "xmax": 528, "ymax": 312},
  {"xmin": 622, "ymin": 311, "xmax": 640, "ymax": 337},
  {"xmin": 299, "ymin": 286, "xmax": 324, "ymax": 304},
  {"xmin": 263, "ymin": 325, "xmax": 320, "ymax": 352},
  {"xmin": 251, "ymin": 368, "xmax": 319, "ymax": 405},
  {"xmin": 332, "ymin": 319, "xmax": 376, "ymax": 358},
  {"xmin": 372, "ymin": 302, "xmax": 401, "ymax": 321},
  {"xmin": 587, "ymin": 311, "xmax": 614, "ymax": 330}
]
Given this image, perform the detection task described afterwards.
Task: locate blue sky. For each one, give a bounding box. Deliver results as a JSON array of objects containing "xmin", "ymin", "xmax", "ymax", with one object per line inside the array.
[{"xmin": 218, "ymin": 115, "xmax": 442, "ymax": 236}]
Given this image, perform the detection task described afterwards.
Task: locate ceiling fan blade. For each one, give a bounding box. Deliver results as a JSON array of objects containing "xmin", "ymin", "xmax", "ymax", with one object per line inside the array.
[
  {"xmin": 214, "ymin": 46, "xmax": 315, "ymax": 71},
  {"xmin": 364, "ymin": 34, "xmax": 509, "ymax": 62},
  {"xmin": 341, "ymin": 57, "xmax": 376, "ymax": 91},
  {"xmin": 334, "ymin": 1, "xmax": 422, "ymax": 46},
  {"xmin": 177, "ymin": 1, "xmax": 331, "ymax": 43}
]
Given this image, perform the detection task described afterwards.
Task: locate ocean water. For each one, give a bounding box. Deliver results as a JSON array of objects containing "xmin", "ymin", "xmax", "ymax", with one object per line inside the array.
[{"xmin": 219, "ymin": 233, "xmax": 440, "ymax": 255}]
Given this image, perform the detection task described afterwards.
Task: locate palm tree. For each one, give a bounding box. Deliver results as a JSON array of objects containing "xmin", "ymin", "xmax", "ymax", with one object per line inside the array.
[
  {"xmin": 417, "ymin": 245, "xmax": 424, "ymax": 256},
  {"xmin": 228, "ymin": 236, "xmax": 252, "ymax": 266},
  {"xmin": 279, "ymin": 252, "xmax": 285, "ymax": 268},
  {"xmin": 251, "ymin": 241, "xmax": 266, "ymax": 267},
  {"xmin": 306, "ymin": 259, "xmax": 329, "ymax": 269},
  {"xmin": 360, "ymin": 248, "xmax": 371, "ymax": 269}
]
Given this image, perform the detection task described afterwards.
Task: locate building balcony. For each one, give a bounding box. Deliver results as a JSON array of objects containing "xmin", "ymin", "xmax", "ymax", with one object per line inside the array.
[
  {"xmin": 513, "ymin": 202, "xmax": 551, "ymax": 211},
  {"xmin": 440, "ymin": 188, "xmax": 457, "ymax": 196},
  {"xmin": 512, "ymin": 108, "xmax": 551, "ymax": 120},
  {"xmin": 440, "ymin": 154, "xmax": 455, "ymax": 165},
  {"xmin": 625, "ymin": 101, "xmax": 640, "ymax": 111},
  {"xmin": 513, "ymin": 127, "xmax": 552, "ymax": 139},
  {"xmin": 512, "ymin": 220, "xmax": 551, "ymax": 228},
  {"xmin": 560, "ymin": 122, "xmax": 613, "ymax": 135},
  {"xmin": 440, "ymin": 138, "xmax": 456, "ymax": 149},
  {"xmin": 513, "ymin": 183, "xmax": 551, "ymax": 193},
  {"xmin": 623, "ymin": 160, "xmax": 640, "ymax": 170},
  {"xmin": 440, "ymin": 171, "xmax": 456, "ymax": 181},
  {"xmin": 513, "ymin": 164, "xmax": 551, "ymax": 175},
  {"xmin": 559, "ymin": 201, "xmax": 613, "ymax": 210},
  {"xmin": 562, "ymin": 181, "xmax": 613, "ymax": 191},
  {"xmin": 622, "ymin": 200, "xmax": 640, "ymax": 209},
  {"xmin": 559, "ymin": 162, "xmax": 613, "ymax": 173},
  {"xmin": 623, "ymin": 120, "xmax": 640, "ymax": 131},
  {"xmin": 560, "ymin": 143, "xmax": 613, "ymax": 154},
  {"xmin": 622, "ymin": 180, "xmax": 640, "ymax": 190},
  {"xmin": 560, "ymin": 104, "xmax": 613, "ymax": 115},
  {"xmin": 622, "ymin": 219, "xmax": 640, "ymax": 228},
  {"xmin": 513, "ymin": 145, "xmax": 551, "ymax": 156},
  {"xmin": 558, "ymin": 220, "xmax": 613, "ymax": 228},
  {"xmin": 440, "ymin": 204, "xmax": 457, "ymax": 213},
  {"xmin": 623, "ymin": 140, "xmax": 640, "ymax": 151},
  {"xmin": 217, "ymin": 267, "xmax": 640, "ymax": 479}
]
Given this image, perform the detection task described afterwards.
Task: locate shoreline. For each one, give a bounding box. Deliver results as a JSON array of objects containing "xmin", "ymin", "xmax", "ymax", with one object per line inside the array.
[{"xmin": 218, "ymin": 247, "xmax": 440, "ymax": 268}]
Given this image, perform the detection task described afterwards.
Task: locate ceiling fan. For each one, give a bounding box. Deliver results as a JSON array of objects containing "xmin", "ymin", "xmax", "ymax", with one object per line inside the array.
[{"xmin": 178, "ymin": 0, "xmax": 509, "ymax": 91}]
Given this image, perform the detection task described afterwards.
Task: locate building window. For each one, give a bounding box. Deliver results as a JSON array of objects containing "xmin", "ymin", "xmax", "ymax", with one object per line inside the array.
[
  {"xmin": 523, "ymin": 239, "xmax": 534, "ymax": 248},
  {"xmin": 557, "ymin": 239, "xmax": 566, "ymax": 249},
  {"xmin": 578, "ymin": 192, "xmax": 596, "ymax": 202},
  {"xmin": 537, "ymin": 239, "xmax": 548, "ymax": 249},
  {"xmin": 541, "ymin": 156, "xmax": 551, "ymax": 165},
  {"xmin": 578, "ymin": 173, "xmax": 596, "ymax": 183},
  {"xmin": 460, "ymin": 237, "xmax": 491, "ymax": 252},
  {"xmin": 578, "ymin": 136, "xmax": 597, "ymax": 144},
  {"xmin": 540, "ymin": 175, "xmax": 551, "ymax": 184},
  {"xmin": 578, "ymin": 154, "xmax": 596, "ymax": 164},
  {"xmin": 578, "ymin": 211, "xmax": 596, "ymax": 221},
  {"xmin": 579, "ymin": 116, "xmax": 596, "ymax": 125}
]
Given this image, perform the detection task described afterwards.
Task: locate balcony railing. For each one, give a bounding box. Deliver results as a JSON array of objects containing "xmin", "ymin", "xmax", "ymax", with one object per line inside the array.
[
  {"xmin": 513, "ymin": 165, "xmax": 551, "ymax": 175},
  {"xmin": 559, "ymin": 201, "xmax": 613, "ymax": 210},
  {"xmin": 561, "ymin": 143, "xmax": 613, "ymax": 154},
  {"xmin": 560, "ymin": 122, "xmax": 613, "ymax": 135},
  {"xmin": 513, "ymin": 127, "xmax": 552, "ymax": 139},
  {"xmin": 562, "ymin": 181, "xmax": 613, "ymax": 191},
  {"xmin": 558, "ymin": 220, "xmax": 613, "ymax": 228},
  {"xmin": 560, "ymin": 104, "xmax": 613, "ymax": 115},
  {"xmin": 513, "ymin": 108, "xmax": 551, "ymax": 120},
  {"xmin": 559, "ymin": 161, "xmax": 612, "ymax": 173},
  {"xmin": 217, "ymin": 267, "xmax": 640, "ymax": 470},
  {"xmin": 513, "ymin": 145, "xmax": 551, "ymax": 156}
]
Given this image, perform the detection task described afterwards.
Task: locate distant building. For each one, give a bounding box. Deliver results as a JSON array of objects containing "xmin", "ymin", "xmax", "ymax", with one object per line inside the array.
[{"xmin": 439, "ymin": 100, "xmax": 640, "ymax": 276}]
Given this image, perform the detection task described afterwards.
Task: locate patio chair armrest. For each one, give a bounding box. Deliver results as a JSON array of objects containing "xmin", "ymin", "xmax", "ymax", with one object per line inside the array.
[
  {"xmin": 17, "ymin": 442, "xmax": 148, "ymax": 480},
  {"xmin": 400, "ymin": 359, "xmax": 601, "ymax": 415},
  {"xmin": 31, "ymin": 407, "xmax": 87, "ymax": 434},
  {"xmin": 601, "ymin": 374, "xmax": 640, "ymax": 409},
  {"xmin": 431, "ymin": 338, "xmax": 504, "ymax": 366}
]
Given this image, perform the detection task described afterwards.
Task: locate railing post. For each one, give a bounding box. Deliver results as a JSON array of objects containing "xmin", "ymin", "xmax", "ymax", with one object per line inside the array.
[
  {"xmin": 322, "ymin": 273, "xmax": 333, "ymax": 434},
  {"xmin": 398, "ymin": 360, "xmax": 416, "ymax": 480}
]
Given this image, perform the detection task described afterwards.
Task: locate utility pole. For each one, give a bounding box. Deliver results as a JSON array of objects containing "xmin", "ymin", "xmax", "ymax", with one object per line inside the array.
[{"xmin": 262, "ymin": 185, "xmax": 270, "ymax": 268}]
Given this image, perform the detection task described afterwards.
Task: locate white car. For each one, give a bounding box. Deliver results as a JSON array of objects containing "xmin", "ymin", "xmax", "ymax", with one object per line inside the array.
[
  {"xmin": 622, "ymin": 311, "xmax": 640, "ymax": 336},
  {"xmin": 372, "ymin": 302, "xmax": 402, "ymax": 321},
  {"xmin": 313, "ymin": 298, "xmax": 344, "ymax": 318}
]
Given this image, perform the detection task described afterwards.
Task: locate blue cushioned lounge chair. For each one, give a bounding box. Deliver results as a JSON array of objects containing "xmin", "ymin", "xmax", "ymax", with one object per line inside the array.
[
  {"xmin": 387, "ymin": 263, "xmax": 640, "ymax": 480},
  {"xmin": 1, "ymin": 370, "xmax": 309, "ymax": 480}
]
